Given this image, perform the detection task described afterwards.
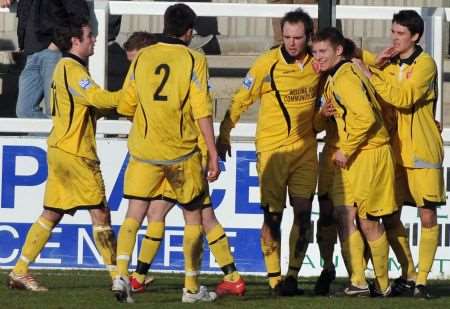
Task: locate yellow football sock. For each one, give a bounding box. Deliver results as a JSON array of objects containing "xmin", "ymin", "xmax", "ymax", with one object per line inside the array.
[
  {"xmin": 367, "ymin": 232, "xmax": 389, "ymax": 293},
  {"xmin": 286, "ymin": 222, "xmax": 310, "ymax": 278},
  {"xmin": 132, "ymin": 221, "xmax": 165, "ymax": 284},
  {"xmin": 206, "ymin": 224, "xmax": 240, "ymax": 282},
  {"xmin": 317, "ymin": 222, "xmax": 337, "ymax": 270},
  {"xmin": 184, "ymin": 224, "xmax": 203, "ymax": 293},
  {"xmin": 386, "ymin": 224, "xmax": 416, "ymax": 281},
  {"xmin": 261, "ymin": 238, "xmax": 281, "ymax": 288},
  {"xmin": 13, "ymin": 216, "xmax": 55, "ymax": 275},
  {"xmin": 341, "ymin": 230, "xmax": 366, "ymax": 287},
  {"xmin": 362, "ymin": 244, "xmax": 371, "ymax": 272},
  {"xmin": 93, "ymin": 225, "xmax": 117, "ymax": 280},
  {"xmin": 116, "ymin": 217, "xmax": 140, "ymax": 277},
  {"xmin": 416, "ymin": 225, "xmax": 439, "ymax": 286}
]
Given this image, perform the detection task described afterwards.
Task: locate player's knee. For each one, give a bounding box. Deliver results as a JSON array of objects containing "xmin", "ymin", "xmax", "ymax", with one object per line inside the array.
[
  {"xmin": 420, "ymin": 207, "xmax": 437, "ymax": 228},
  {"xmin": 381, "ymin": 211, "xmax": 400, "ymax": 230},
  {"xmin": 294, "ymin": 209, "xmax": 312, "ymax": 227},
  {"xmin": 89, "ymin": 205, "xmax": 111, "ymax": 225},
  {"xmin": 201, "ymin": 205, "xmax": 219, "ymax": 233},
  {"xmin": 263, "ymin": 211, "xmax": 282, "ymax": 240},
  {"xmin": 318, "ymin": 213, "xmax": 334, "ymax": 227}
]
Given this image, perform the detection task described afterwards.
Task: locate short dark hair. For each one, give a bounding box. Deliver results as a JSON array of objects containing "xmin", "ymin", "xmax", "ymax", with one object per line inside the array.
[
  {"xmin": 123, "ymin": 32, "xmax": 156, "ymax": 51},
  {"xmin": 312, "ymin": 27, "xmax": 356, "ymax": 59},
  {"xmin": 163, "ymin": 3, "xmax": 196, "ymax": 37},
  {"xmin": 392, "ymin": 10, "xmax": 424, "ymax": 42},
  {"xmin": 280, "ymin": 8, "xmax": 314, "ymax": 41},
  {"xmin": 53, "ymin": 16, "xmax": 90, "ymax": 52}
]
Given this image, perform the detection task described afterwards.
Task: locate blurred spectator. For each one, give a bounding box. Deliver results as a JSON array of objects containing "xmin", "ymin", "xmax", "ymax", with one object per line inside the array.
[
  {"xmin": 123, "ymin": 31, "xmax": 156, "ymax": 61},
  {"xmin": 107, "ymin": 0, "xmax": 130, "ymax": 91},
  {"xmin": 0, "ymin": 0, "xmax": 89, "ymax": 118},
  {"xmin": 157, "ymin": 0, "xmax": 221, "ymax": 55}
]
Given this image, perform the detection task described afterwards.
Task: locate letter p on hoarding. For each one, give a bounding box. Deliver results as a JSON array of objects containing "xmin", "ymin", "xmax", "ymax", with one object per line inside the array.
[{"xmin": 1, "ymin": 146, "xmax": 47, "ymax": 208}]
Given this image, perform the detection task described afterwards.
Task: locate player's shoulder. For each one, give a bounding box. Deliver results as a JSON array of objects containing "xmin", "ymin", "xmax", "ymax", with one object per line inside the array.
[
  {"xmin": 56, "ymin": 57, "xmax": 88, "ymax": 81},
  {"xmin": 248, "ymin": 48, "xmax": 279, "ymax": 73},
  {"xmin": 187, "ymin": 47, "xmax": 207, "ymax": 63},
  {"xmin": 415, "ymin": 50, "xmax": 436, "ymax": 69}
]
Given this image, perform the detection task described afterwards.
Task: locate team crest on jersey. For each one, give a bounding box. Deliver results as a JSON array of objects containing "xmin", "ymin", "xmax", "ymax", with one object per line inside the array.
[
  {"xmin": 406, "ymin": 70, "xmax": 413, "ymax": 79},
  {"xmin": 79, "ymin": 79, "xmax": 92, "ymax": 90},
  {"xmin": 312, "ymin": 60, "xmax": 321, "ymax": 74},
  {"xmin": 243, "ymin": 74, "xmax": 254, "ymax": 90}
]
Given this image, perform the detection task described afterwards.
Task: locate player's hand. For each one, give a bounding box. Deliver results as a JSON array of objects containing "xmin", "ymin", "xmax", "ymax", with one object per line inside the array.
[
  {"xmin": 0, "ymin": 0, "xmax": 13, "ymax": 8},
  {"xmin": 320, "ymin": 100, "xmax": 335, "ymax": 117},
  {"xmin": 216, "ymin": 138, "xmax": 231, "ymax": 162},
  {"xmin": 375, "ymin": 46, "xmax": 398, "ymax": 67},
  {"xmin": 206, "ymin": 153, "xmax": 220, "ymax": 182},
  {"xmin": 352, "ymin": 58, "xmax": 372, "ymax": 78},
  {"xmin": 333, "ymin": 150, "xmax": 348, "ymax": 168}
]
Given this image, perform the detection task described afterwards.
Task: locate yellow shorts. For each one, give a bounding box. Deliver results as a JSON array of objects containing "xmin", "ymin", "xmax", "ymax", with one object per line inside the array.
[
  {"xmin": 124, "ymin": 151, "xmax": 208, "ymax": 208},
  {"xmin": 396, "ymin": 166, "xmax": 446, "ymax": 207},
  {"xmin": 317, "ymin": 144, "xmax": 337, "ymax": 198},
  {"xmin": 44, "ymin": 147, "xmax": 106, "ymax": 214},
  {"xmin": 332, "ymin": 144, "xmax": 398, "ymax": 219},
  {"xmin": 257, "ymin": 138, "xmax": 318, "ymax": 213}
]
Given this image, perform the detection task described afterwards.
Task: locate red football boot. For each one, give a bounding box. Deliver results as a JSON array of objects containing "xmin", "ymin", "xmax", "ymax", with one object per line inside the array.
[
  {"xmin": 129, "ymin": 274, "xmax": 154, "ymax": 293},
  {"xmin": 215, "ymin": 277, "xmax": 246, "ymax": 296}
]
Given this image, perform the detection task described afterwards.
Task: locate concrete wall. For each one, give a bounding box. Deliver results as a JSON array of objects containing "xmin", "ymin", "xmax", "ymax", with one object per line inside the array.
[{"xmin": 1, "ymin": 0, "xmax": 449, "ymax": 53}]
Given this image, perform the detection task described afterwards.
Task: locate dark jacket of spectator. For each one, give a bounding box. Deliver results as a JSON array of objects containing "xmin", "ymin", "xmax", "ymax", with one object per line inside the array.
[{"xmin": 17, "ymin": 0, "xmax": 89, "ymax": 55}]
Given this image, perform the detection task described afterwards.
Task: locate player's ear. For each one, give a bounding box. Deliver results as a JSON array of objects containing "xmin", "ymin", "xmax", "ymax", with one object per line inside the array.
[{"xmin": 336, "ymin": 45, "xmax": 344, "ymax": 57}]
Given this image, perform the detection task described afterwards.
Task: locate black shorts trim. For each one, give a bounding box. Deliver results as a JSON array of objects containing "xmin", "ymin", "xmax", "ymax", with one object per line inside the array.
[
  {"xmin": 366, "ymin": 214, "xmax": 382, "ymax": 221},
  {"xmin": 44, "ymin": 202, "xmax": 106, "ymax": 216},
  {"xmin": 124, "ymin": 191, "xmax": 208, "ymax": 211},
  {"xmin": 403, "ymin": 198, "xmax": 446, "ymax": 209},
  {"xmin": 179, "ymin": 191, "xmax": 207, "ymax": 211}
]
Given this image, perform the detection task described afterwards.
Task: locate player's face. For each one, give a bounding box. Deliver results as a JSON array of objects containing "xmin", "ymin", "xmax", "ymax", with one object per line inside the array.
[
  {"xmin": 126, "ymin": 49, "xmax": 138, "ymax": 61},
  {"xmin": 312, "ymin": 40, "xmax": 342, "ymax": 72},
  {"xmin": 75, "ymin": 25, "xmax": 96, "ymax": 58},
  {"xmin": 391, "ymin": 22, "xmax": 419, "ymax": 54},
  {"xmin": 282, "ymin": 22, "xmax": 308, "ymax": 58}
]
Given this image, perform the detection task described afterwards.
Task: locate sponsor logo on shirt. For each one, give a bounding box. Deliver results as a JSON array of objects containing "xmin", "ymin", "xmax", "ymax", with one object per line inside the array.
[
  {"xmin": 312, "ymin": 60, "xmax": 321, "ymax": 74},
  {"xmin": 406, "ymin": 70, "xmax": 413, "ymax": 79},
  {"xmin": 243, "ymin": 74, "xmax": 254, "ymax": 90},
  {"xmin": 79, "ymin": 79, "xmax": 92, "ymax": 90}
]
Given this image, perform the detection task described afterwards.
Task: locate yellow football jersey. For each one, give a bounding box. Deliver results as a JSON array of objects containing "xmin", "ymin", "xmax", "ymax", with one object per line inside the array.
[
  {"xmin": 364, "ymin": 47, "xmax": 443, "ymax": 168},
  {"xmin": 323, "ymin": 61, "xmax": 390, "ymax": 159},
  {"xmin": 219, "ymin": 46, "xmax": 319, "ymax": 152},
  {"xmin": 48, "ymin": 53, "xmax": 120, "ymax": 160},
  {"xmin": 118, "ymin": 36, "xmax": 212, "ymax": 162}
]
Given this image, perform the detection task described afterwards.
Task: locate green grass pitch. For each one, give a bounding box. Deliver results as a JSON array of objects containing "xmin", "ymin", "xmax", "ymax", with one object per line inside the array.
[{"xmin": 0, "ymin": 269, "xmax": 449, "ymax": 308}]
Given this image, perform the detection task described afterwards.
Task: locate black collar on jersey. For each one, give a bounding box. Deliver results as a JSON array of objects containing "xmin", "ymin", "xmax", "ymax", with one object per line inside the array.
[
  {"xmin": 280, "ymin": 45, "xmax": 312, "ymax": 65},
  {"xmin": 328, "ymin": 59, "xmax": 351, "ymax": 77},
  {"xmin": 62, "ymin": 52, "xmax": 87, "ymax": 67},
  {"xmin": 280, "ymin": 46, "xmax": 297, "ymax": 64},
  {"xmin": 391, "ymin": 45, "xmax": 423, "ymax": 65},
  {"xmin": 157, "ymin": 34, "xmax": 188, "ymax": 46}
]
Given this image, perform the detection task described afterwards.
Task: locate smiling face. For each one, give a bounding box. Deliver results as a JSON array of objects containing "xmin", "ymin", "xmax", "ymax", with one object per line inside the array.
[
  {"xmin": 282, "ymin": 21, "xmax": 308, "ymax": 59},
  {"xmin": 391, "ymin": 22, "xmax": 419, "ymax": 58},
  {"xmin": 312, "ymin": 39, "xmax": 343, "ymax": 72},
  {"xmin": 71, "ymin": 25, "xmax": 96, "ymax": 60}
]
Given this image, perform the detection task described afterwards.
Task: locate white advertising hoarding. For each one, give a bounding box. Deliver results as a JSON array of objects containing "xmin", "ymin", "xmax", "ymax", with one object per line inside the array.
[{"xmin": 0, "ymin": 137, "xmax": 449, "ymax": 278}]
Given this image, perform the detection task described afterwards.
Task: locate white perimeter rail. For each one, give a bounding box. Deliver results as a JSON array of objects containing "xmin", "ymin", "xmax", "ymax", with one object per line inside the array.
[{"xmin": 0, "ymin": 2, "xmax": 448, "ymax": 140}]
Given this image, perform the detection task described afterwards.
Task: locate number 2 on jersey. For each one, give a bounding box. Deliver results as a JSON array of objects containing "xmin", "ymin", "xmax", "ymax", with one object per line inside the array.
[{"xmin": 153, "ymin": 63, "xmax": 170, "ymax": 101}]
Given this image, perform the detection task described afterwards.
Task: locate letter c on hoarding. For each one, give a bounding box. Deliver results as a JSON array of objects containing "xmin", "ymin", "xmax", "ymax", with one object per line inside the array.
[{"xmin": 0, "ymin": 225, "xmax": 19, "ymax": 263}]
